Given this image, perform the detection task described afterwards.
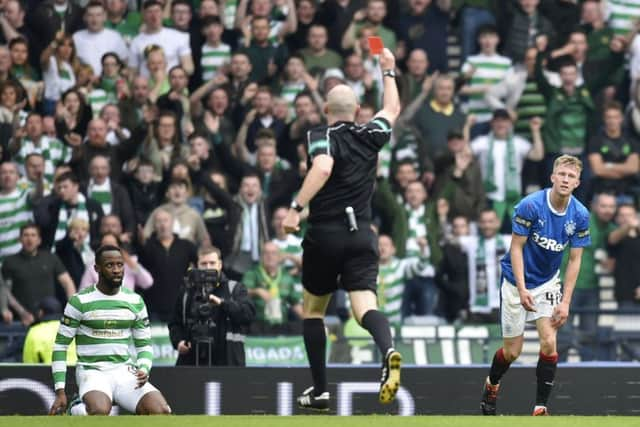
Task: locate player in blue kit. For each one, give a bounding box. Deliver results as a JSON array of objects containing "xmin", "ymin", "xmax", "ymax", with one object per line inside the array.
[{"xmin": 480, "ymin": 155, "xmax": 591, "ymax": 416}]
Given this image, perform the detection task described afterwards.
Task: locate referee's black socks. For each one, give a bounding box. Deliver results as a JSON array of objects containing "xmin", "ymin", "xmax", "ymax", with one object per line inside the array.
[
  {"xmin": 535, "ymin": 351, "xmax": 558, "ymax": 407},
  {"xmin": 303, "ymin": 318, "xmax": 327, "ymax": 396},
  {"xmin": 361, "ymin": 310, "xmax": 393, "ymax": 356}
]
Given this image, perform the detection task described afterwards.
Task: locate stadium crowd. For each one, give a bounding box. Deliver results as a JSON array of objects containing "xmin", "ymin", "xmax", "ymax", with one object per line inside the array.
[{"xmin": 0, "ymin": 0, "xmax": 639, "ymax": 360}]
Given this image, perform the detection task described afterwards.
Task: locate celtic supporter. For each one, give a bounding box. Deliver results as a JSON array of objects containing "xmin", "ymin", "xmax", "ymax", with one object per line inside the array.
[{"xmin": 49, "ymin": 245, "xmax": 170, "ymax": 415}]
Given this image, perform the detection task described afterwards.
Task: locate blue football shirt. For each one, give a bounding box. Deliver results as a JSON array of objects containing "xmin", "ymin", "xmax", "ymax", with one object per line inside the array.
[{"xmin": 501, "ymin": 189, "xmax": 591, "ymax": 289}]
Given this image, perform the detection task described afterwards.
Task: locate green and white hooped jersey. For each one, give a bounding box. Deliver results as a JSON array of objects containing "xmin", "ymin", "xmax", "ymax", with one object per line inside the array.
[
  {"xmin": 0, "ymin": 188, "xmax": 32, "ymax": 261},
  {"xmin": 52, "ymin": 286, "xmax": 153, "ymax": 391},
  {"xmin": 201, "ymin": 43, "xmax": 231, "ymax": 82},
  {"xmin": 15, "ymin": 136, "xmax": 72, "ymax": 184},
  {"xmin": 462, "ymin": 54, "xmax": 512, "ymax": 123},
  {"xmin": 607, "ymin": 0, "xmax": 640, "ymax": 35}
]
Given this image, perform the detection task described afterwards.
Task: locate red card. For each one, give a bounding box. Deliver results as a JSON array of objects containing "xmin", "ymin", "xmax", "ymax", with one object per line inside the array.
[{"xmin": 368, "ymin": 36, "xmax": 384, "ymax": 55}]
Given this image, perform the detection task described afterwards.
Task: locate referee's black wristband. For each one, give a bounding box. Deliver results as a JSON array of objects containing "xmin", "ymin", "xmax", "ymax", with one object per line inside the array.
[{"xmin": 290, "ymin": 200, "xmax": 304, "ymax": 212}]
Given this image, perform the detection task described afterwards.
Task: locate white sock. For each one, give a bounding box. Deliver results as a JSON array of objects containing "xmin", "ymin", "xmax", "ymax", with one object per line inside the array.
[{"xmin": 70, "ymin": 403, "xmax": 88, "ymax": 416}]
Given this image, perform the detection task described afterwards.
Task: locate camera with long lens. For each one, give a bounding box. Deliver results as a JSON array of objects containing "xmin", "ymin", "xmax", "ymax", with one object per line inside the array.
[{"xmin": 184, "ymin": 268, "xmax": 220, "ymax": 366}]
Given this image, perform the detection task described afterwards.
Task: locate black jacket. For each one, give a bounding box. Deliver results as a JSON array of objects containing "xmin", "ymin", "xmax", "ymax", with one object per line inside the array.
[
  {"xmin": 82, "ymin": 181, "xmax": 136, "ymax": 235},
  {"xmin": 168, "ymin": 273, "xmax": 255, "ymax": 366},
  {"xmin": 34, "ymin": 195, "xmax": 104, "ymax": 250},
  {"xmin": 54, "ymin": 236, "xmax": 86, "ymax": 288}
]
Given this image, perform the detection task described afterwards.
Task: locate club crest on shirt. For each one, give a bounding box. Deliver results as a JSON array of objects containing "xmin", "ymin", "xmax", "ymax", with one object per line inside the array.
[{"xmin": 564, "ymin": 220, "xmax": 576, "ymax": 237}]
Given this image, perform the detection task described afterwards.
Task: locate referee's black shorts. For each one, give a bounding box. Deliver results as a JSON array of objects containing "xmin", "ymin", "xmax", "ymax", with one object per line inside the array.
[{"xmin": 301, "ymin": 221, "xmax": 378, "ymax": 296}]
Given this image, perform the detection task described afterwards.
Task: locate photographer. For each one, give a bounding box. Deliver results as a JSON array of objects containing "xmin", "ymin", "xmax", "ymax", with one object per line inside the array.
[{"xmin": 168, "ymin": 246, "xmax": 255, "ymax": 366}]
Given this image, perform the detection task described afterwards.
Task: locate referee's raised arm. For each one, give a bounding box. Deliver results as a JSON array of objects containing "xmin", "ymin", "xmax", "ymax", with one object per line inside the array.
[{"xmin": 375, "ymin": 48, "xmax": 402, "ymax": 127}]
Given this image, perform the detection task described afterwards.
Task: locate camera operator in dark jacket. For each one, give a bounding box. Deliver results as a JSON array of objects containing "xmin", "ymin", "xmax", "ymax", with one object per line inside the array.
[{"xmin": 168, "ymin": 246, "xmax": 256, "ymax": 366}]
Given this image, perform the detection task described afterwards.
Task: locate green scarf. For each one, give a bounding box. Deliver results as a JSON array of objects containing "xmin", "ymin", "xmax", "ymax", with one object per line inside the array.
[
  {"xmin": 258, "ymin": 266, "xmax": 283, "ymax": 324},
  {"xmin": 483, "ymin": 132, "xmax": 520, "ymax": 223},
  {"xmin": 472, "ymin": 235, "xmax": 507, "ymax": 311}
]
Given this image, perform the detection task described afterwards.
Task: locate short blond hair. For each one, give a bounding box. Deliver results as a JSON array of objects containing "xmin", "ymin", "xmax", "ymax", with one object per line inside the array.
[
  {"xmin": 68, "ymin": 217, "xmax": 89, "ymax": 232},
  {"xmin": 553, "ymin": 154, "xmax": 583, "ymax": 174}
]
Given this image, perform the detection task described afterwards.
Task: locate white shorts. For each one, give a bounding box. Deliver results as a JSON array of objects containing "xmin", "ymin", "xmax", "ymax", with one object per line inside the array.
[
  {"xmin": 76, "ymin": 364, "xmax": 159, "ymax": 413},
  {"xmin": 500, "ymin": 274, "xmax": 562, "ymax": 338}
]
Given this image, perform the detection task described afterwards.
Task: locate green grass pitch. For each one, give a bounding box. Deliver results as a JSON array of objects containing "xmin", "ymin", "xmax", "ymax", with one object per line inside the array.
[{"xmin": 4, "ymin": 416, "xmax": 639, "ymax": 427}]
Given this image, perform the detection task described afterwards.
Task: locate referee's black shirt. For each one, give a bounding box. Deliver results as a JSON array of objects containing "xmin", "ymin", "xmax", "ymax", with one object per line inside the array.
[{"xmin": 305, "ymin": 117, "xmax": 392, "ymax": 224}]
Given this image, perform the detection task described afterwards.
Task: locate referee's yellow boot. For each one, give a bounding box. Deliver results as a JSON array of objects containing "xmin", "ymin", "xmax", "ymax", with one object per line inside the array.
[{"xmin": 379, "ymin": 349, "xmax": 402, "ymax": 404}]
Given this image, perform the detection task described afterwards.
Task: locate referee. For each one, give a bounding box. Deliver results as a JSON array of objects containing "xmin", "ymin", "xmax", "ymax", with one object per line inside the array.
[{"xmin": 283, "ymin": 48, "xmax": 402, "ymax": 411}]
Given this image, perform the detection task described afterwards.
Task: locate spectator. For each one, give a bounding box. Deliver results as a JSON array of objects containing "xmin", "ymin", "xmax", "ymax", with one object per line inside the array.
[
  {"xmin": 406, "ymin": 74, "xmax": 466, "ymax": 171},
  {"xmin": 547, "ymin": 30, "xmax": 625, "ymax": 97},
  {"xmin": 470, "ymin": 109, "xmax": 544, "ymax": 230},
  {"xmin": 458, "ymin": 209, "xmax": 511, "ymax": 322},
  {"xmin": 342, "ymin": 0, "xmax": 397, "ymax": 52},
  {"xmin": 460, "ymin": 24, "xmax": 513, "ymax": 137},
  {"xmin": 398, "ymin": 49, "xmax": 429, "ymax": 107},
  {"xmin": 145, "ymin": 45, "xmax": 170, "ymax": 103},
  {"xmin": 139, "ymin": 208, "xmax": 197, "ymax": 321},
  {"xmin": 343, "ymin": 53, "xmax": 378, "ymax": 107},
  {"xmin": 156, "ymin": 66, "xmax": 192, "ymax": 134},
  {"xmin": 100, "ymin": 103, "xmax": 131, "ymax": 147},
  {"xmin": 118, "ymin": 75, "xmax": 150, "ymax": 132},
  {"xmin": 395, "ymin": 0, "xmax": 451, "ymax": 73},
  {"xmin": 286, "ymin": 0, "xmax": 319, "ymax": 53},
  {"xmin": 2, "ymin": 223, "xmax": 75, "ymax": 326},
  {"xmin": 485, "ymin": 47, "xmax": 546, "ymax": 141},
  {"xmin": 87, "ymin": 54, "xmax": 127, "ymax": 118},
  {"xmin": 432, "ymin": 129, "xmax": 486, "ymax": 221},
  {"xmin": 239, "ymin": 16, "xmax": 288, "ymax": 85},
  {"xmin": 377, "ymin": 234, "xmax": 431, "ymax": 326},
  {"xmin": 608, "ymin": 203, "xmax": 640, "ymax": 309},
  {"xmin": 277, "ymin": 55, "xmax": 309, "ymax": 116},
  {"xmin": 126, "ymin": 158, "xmax": 161, "ymax": 227},
  {"xmin": 534, "ymin": 47, "xmax": 595, "ymax": 176},
  {"xmin": 17, "ymin": 153, "xmax": 51, "ymax": 196},
  {"xmin": 22, "ymin": 296, "xmax": 76, "ymax": 364},
  {"xmin": 235, "ymin": 0, "xmax": 298, "ymax": 46},
  {"xmin": 588, "ymin": 101, "xmax": 640, "ymax": 198},
  {"xmin": 402, "ymin": 180, "xmax": 438, "ymax": 317},
  {"xmin": 9, "ymin": 37, "xmax": 40, "ymax": 109},
  {"xmin": 199, "ymin": 16, "xmax": 231, "ymax": 84},
  {"xmin": 194, "ymin": 169, "xmax": 241, "ymax": 258},
  {"xmin": 144, "ymin": 178, "xmax": 210, "ymax": 247},
  {"xmin": 436, "ymin": 214, "xmax": 472, "ymax": 323},
  {"xmin": 0, "ymin": 0, "xmax": 36, "ymax": 56},
  {"xmin": 28, "ymin": 0, "xmax": 84, "ymax": 59},
  {"xmin": 72, "ymin": 118, "xmax": 138, "ymax": 184},
  {"xmin": 129, "ymin": 0, "xmax": 193, "ymax": 77},
  {"xmin": 270, "ymin": 206, "xmax": 303, "ymax": 277},
  {"xmin": 284, "ymin": 91, "xmax": 322, "ymax": 165},
  {"xmin": 98, "ymin": 214, "xmax": 131, "ymax": 247},
  {"xmin": 501, "ymin": 0, "xmax": 554, "ymax": 64},
  {"xmin": 561, "ymin": 192, "xmax": 617, "ymax": 360},
  {"xmin": 54, "ymin": 217, "xmax": 92, "ymax": 288},
  {"xmin": 316, "ymin": 0, "xmax": 366, "ymax": 53},
  {"xmin": 456, "ymin": 1, "xmax": 497, "ymax": 62},
  {"xmin": 169, "ymin": 0, "xmax": 193, "ymax": 33},
  {"xmin": 225, "ymin": 172, "xmax": 271, "ymax": 279},
  {"xmin": 54, "ymin": 88, "xmax": 93, "ymax": 146},
  {"xmin": 300, "ymin": 24, "xmax": 343, "ymax": 75},
  {"xmin": 105, "ymin": 0, "xmax": 142, "ymax": 44},
  {"xmin": 581, "ymin": 0, "xmax": 614, "ymax": 62},
  {"xmin": 12, "ymin": 113, "xmax": 71, "ymax": 184},
  {"xmin": 80, "ymin": 232, "xmax": 153, "ymax": 292},
  {"xmin": 0, "ymin": 161, "xmax": 40, "ymax": 261},
  {"xmin": 86, "ymin": 155, "xmax": 135, "ymax": 236},
  {"xmin": 72, "ymin": 1, "xmax": 129, "ymax": 77},
  {"xmin": 34, "ymin": 171, "xmax": 104, "ymax": 249},
  {"xmin": 237, "ymin": 88, "xmax": 287, "ymax": 161},
  {"xmin": 243, "ymin": 241, "xmax": 302, "ymax": 335},
  {"xmin": 141, "ymin": 111, "xmax": 189, "ymax": 178}
]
